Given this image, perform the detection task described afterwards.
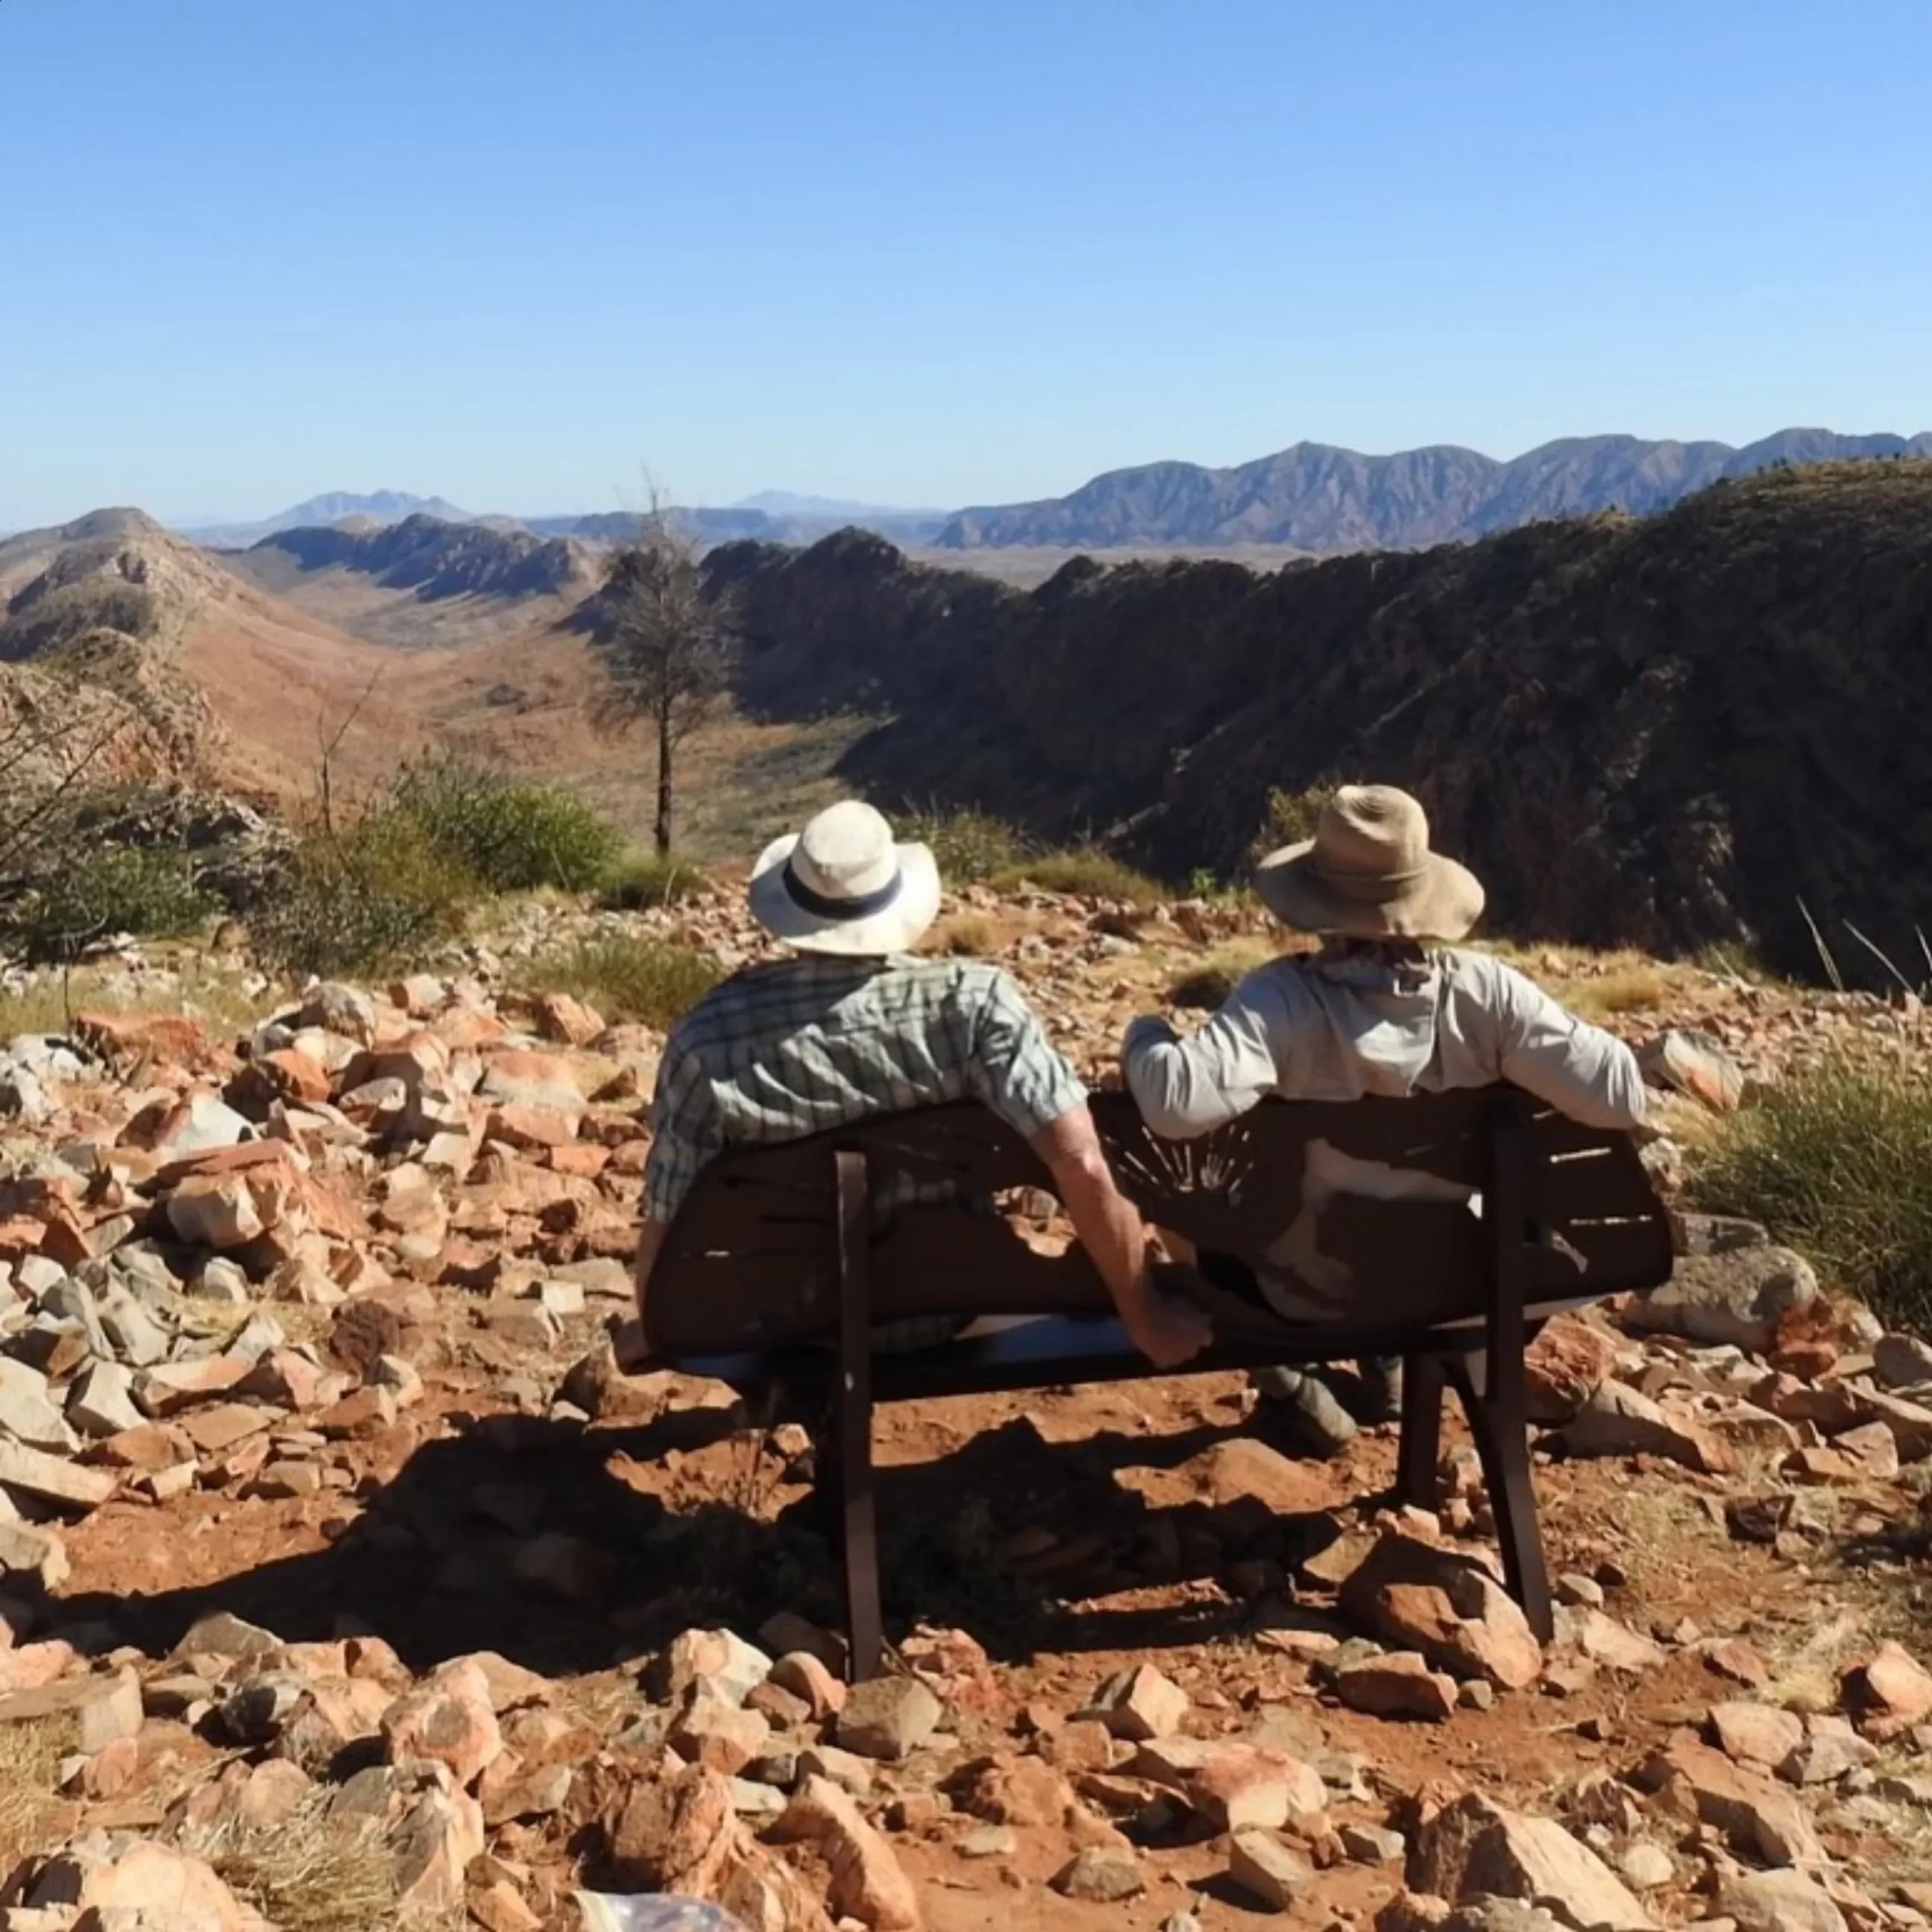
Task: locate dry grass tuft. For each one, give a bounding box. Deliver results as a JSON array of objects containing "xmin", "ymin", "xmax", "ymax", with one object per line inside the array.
[
  {"xmin": 186, "ymin": 1800, "xmax": 460, "ymax": 1932},
  {"xmin": 1165, "ymin": 940, "xmax": 1274, "ymax": 1011},
  {"xmin": 515, "ymin": 933, "xmax": 722, "ymax": 1030},
  {"xmin": 1692, "ymin": 1051, "xmax": 1932, "ymax": 1331},
  {"xmin": 1564, "ymin": 965, "xmax": 1672, "ymax": 1020},
  {"xmin": 0, "ymin": 1717, "xmax": 75, "ymax": 1872},
  {"xmin": 928, "ymin": 912, "xmax": 1001, "ymax": 958},
  {"xmin": 0, "ymin": 960, "xmax": 266, "ymax": 1041},
  {"xmin": 993, "ymin": 848, "xmax": 1169, "ymax": 906}
]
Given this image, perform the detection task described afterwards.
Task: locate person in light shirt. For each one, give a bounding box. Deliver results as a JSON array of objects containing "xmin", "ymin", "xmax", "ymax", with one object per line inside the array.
[{"xmin": 1121, "ymin": 784, "xmax": 1647, "ymax": 1455}]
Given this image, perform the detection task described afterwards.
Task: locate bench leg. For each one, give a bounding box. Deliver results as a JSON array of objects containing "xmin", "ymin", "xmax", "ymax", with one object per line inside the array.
[
  {"xmin": 834, "ymin": 1150, "xmax": 884, "ymax": 1682},
  {"xmin": 1446, "ymin": 1351, "xmax": 1554, "ymax": 1643},
  {"xmin": 1395, "ymin": 1353, "xmax": 1447, "ymax": 1507}
]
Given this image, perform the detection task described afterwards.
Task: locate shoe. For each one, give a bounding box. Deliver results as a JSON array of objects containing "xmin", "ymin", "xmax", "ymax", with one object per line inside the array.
[{"xmin": 1251, "ymin": 1367, "xmax": 1358, "ymax": 1460}]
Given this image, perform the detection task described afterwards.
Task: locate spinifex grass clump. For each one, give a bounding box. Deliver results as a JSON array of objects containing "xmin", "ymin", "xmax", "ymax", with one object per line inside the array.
[
  {"xmin": 1692, "ymin": 1051, "xmax": 1932, "ymax": 1333},
  {"xmin": 598, "ymin": 849, "xmax": 711, "ymax": 910},
  {"xmin": 516, "ymin": 934, "xmax": 721, "ymax": 1029}
]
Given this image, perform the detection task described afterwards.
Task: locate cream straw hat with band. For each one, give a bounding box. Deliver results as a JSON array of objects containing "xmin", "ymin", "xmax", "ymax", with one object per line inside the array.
[{"xmin": 748, "ymin": 800, "xmax": 943, "ymax": 957}]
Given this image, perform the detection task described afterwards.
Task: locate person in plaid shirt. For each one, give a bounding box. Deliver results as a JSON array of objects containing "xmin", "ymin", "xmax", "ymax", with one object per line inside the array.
[{"xmin": 629, "ymin": 799, "xmax": 1211, "ymax": 1367}]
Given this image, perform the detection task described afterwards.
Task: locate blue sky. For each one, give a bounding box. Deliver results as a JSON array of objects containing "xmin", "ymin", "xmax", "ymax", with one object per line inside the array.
[{"xmin": 2, "ymin": 0, "xmax": 1928, "ymax": 528}]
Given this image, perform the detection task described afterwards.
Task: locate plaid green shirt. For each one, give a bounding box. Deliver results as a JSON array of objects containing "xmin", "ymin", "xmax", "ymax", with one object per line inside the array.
[{"xmin": 642, "ymin": 954, "xmax": 1086, "ymax": 1225}]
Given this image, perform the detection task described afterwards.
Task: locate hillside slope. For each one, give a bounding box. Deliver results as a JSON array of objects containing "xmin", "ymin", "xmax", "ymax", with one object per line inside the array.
[
  {"xmin": 937, "ymin": 429, "xmax": 1932, "ymax": 552},
  {"xmin": 712, "ymin": 463, "xmax": 1932, "ymax": 980},
  {"xmin": 223, "ymin": 513, "xmax": 598, "ymax": 647}
]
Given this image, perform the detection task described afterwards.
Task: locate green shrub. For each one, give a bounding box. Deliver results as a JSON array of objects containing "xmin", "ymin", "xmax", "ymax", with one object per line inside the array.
[
  {"xmin": 1690, "ymin": 1053, "xmax": 1932, "ymax": 1332},
  {"xmin": 896, "ymin": 808, "xmax": 1026, "ymax": 883},
  {"xmin": 1254, "ymin": 783, "xmax": 1337, "ymax": 857},
  {"xmin": 9, "ymin": 847, "xmax": 214, "ymax": 961},
  {"xmin": 518, "ymin": 934, "xmax": 721, "ymax": 1029},
  {"xmin": 251, "ymin": 809, "xmax": 474, "ymax": 980},
  {"xmin": 598, "ymin": 850, "xmax": 711, "ymax": 911},
  {"xmin": 993, "ymin": 847, "xmax": 1169, "ymax": 906},
  {"xmin": 389, "ymin": 755, "xmax": 623, "ymax": 894}
]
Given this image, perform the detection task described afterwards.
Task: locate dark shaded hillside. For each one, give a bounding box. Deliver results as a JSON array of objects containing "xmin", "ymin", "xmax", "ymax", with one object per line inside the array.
[
  {"xmin": 937, "ymin": 430, "xmax": 1932, "ymax": 552},
  {"xmin": 709, "ymin": 463, "xmax": 1932, "ymax": 981},
  {"xmin": 241, "ymin": 515, "xmax": 593, "ymax": 601}
]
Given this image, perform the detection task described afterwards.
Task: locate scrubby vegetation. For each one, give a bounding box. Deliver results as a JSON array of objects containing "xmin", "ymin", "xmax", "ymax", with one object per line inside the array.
[
  {"xmin": 897, "ymin": 808, "xmax": 1026, "ymax": 883},
  {"xmin": 1693, "ymin": 1053, "xmax": 1932, "ymax": 1332},
  {"xmin": 251, "ymin": 809, "xmax": 475, "ymax": 980},
  {"xmin": 899, "ymin": 808, "xmax": 1167, "ymax": 903},
  {"xmin": 7, "ymin": 845, "xmax": 214, "ymax": 961},
  {"xmin": 1254, "ymin": 782, "xmax": 1338, "ymax": 856},
  {"xmin": 389, "ymin": 754, "xmax": 624, "ymax": 894},
  {"xmin": 248, "ymin": 757, "xmax": 647, "ymax": 980},
  {"xmin": 997, "ymin": 846, "xmax": 1168, "ymax": 905},
  {"xmin": 515, "ymin": 934, "xmax": 721, "ymax": 1028}
]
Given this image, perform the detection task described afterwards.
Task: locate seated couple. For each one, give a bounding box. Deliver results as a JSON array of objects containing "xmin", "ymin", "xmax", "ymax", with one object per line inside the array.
[{"xmin": 629, "ymin": 788, "xmax": 1647, "ymax": 1454}]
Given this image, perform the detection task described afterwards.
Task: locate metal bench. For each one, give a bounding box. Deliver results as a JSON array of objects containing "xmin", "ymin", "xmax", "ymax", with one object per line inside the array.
[{"xmin": 645, "ymin": 1086, "xmax": 1671, "ymax": 1678}]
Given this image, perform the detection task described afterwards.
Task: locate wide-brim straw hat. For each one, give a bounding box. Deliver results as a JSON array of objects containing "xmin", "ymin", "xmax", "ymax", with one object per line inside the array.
[
  {"xmin": 749, "ymin": 799, "xmax": 942, "ymax": 956},
  {"xmin": 1254, "ymin": 784, "xmax": 1485, "ymax": 941}
]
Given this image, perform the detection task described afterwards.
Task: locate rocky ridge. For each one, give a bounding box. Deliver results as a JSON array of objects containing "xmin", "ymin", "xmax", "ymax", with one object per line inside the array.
[
  {"xmin": 715, "ymin": 461, "xmax": 1932, "ymax": 983},
  {"xmin": 0, "ymin": 880, "xmax": 1927, "ymax": 1928}
]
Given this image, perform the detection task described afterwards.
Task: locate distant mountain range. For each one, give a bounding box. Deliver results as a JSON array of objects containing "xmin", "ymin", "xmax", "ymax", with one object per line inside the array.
[
  {"xmin": 934, "ymin": 429, "xmax": 1932, "ymax": 551},
  {"xmin": 161, "ymin": 429, "xmax": 1932, "ymax": 564},
  {"xmin": 177, "ymin": 490, "xmax": 946, "ymax": 551},
  {"xmin": 731, "ymin": 488, "xmax": 948, "ymax": 520},
  {"xmin": 181, "ymin": 491, "xmax": 475, "ymax": 549}
]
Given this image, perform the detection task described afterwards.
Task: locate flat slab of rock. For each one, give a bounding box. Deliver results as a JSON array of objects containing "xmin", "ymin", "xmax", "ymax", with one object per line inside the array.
[
  {"xmin": 1635, "ymin": 1738, "xmax": 1823, "ymax": 1866},
  {"xmin": 1709, "ymin": 1700, "xmax": 1804, "ymax": 1770},
  {"xmin": 0, "ymin": 1441, "xmax": 117, "ymax": 1512},
  {"xmin": 1340, "ymin": 1534, "xmax": 1543, "ymax": 1689},
  {"xmin": 835, "ymin": 1674, "xmax": 943, "ymax": 1761},
  {"xmin": 1334, "ymin": 1652, "xmax": 1459, "ymax": 1722},
  {"xmin": 1228, "ymin": 1832, "xmax": 1315, "ymax": 1912},
  {"xmin": 1622, "ymin": 1244, "xmax": 1817, "ymax": 1352},
  {"xmin": 774, "ymin": 1774, "xmax": 923, "ymax": 1930},
  {"xmin": 1084, "ymin": 1662, "xmax": 1190, "ymax": 1740},
  {"xmin": 1719, "ymin": 1868, "xmax": 1848, "ymax": 1932},
  {"xmin": 1052, "ymin": 1846, "xmax": 1146, "ymax": 1903},
  {"xmin": 1560, "ymin": 1381, "xmax": 1734, "ymax": 1475},
  {"xmin": 1407, "ymin": 1793, "xmax": 1654, "ymax": 1931}
]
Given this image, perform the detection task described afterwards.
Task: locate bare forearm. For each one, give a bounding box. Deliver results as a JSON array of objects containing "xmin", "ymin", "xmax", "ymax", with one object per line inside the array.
[{"xmin": 1055, "ymin": 1155, "xmax": 1153, "ymax": 1312}]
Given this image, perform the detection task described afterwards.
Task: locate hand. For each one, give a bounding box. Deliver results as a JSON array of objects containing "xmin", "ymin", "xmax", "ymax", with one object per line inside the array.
[{"xmin": 1121, "ymin": 1285, "xmax": 1214, "ymax": 1370}]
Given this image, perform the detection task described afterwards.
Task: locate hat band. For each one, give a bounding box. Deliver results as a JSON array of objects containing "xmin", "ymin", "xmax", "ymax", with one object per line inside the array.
[
  {"xmin": 783, "ymin": 859, "xmax": 903, "ymax": 922},
  {"xmin": 1313, "ymin": 859, "xmax": 1431, "ymax": 904}
]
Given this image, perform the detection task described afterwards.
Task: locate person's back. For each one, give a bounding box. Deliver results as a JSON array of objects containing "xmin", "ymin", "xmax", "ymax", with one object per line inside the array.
[
  {"xmin": 1121, "ymin": 785, "xmax": 1646, "ymax": 1451},
  {"xmin": 632, "ymin": 799, "xmax": 1211, "ymax": 1370},
  {"xmin": 1125, "ymin": 937, "xmax": 1647, "ymax": 1140},
  {"xmin": 646, "ymin": 950, "xmax": 1089, "ymax": 1221}
]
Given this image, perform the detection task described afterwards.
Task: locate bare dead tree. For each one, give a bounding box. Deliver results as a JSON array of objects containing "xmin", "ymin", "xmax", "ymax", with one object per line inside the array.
[{"xmin": 589, "ymin": 499, "xmax": 740, "ymax": 855}]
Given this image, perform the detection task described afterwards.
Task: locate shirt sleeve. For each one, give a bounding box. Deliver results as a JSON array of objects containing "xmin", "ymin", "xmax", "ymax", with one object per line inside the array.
[
  {"xmin": 965, "ymin": 971, "xmax": 1087, "ymax": 1139},
  {"xmin": 640, "ymin": 1038, "xmax": 725, "ymax": 1226},
  {"xmin": 1484, "ymin": 960, "xmax": 1650, "ymax": 1129},
  {"xmin": 1120, "ymin": 971, "xmax": 1287, "ymax": 1139}
]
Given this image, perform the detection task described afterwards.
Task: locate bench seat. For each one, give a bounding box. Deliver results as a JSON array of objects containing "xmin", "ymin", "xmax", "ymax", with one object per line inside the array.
[{"xmin": 646, "ymin": 1086, "xmax": 1672, "ymax": 1678}]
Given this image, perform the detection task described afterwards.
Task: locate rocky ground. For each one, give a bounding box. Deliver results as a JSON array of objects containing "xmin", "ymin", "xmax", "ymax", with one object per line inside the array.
[{"xmin": 1, "ymin": 881, "xmax": 1930, "ymax": 1932}]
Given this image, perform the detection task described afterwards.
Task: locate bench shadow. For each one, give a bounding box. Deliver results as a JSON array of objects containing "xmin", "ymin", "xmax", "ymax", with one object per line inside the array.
[{"xmin": 45, "ymin": 1404, "xmax": 1375, "ymax": 1677}]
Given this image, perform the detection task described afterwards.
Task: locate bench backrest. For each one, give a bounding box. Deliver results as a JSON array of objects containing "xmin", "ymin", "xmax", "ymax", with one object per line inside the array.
[{"xmin": 644, "ymin": 1086, "xmax": 1672, "ymax": 1361}]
